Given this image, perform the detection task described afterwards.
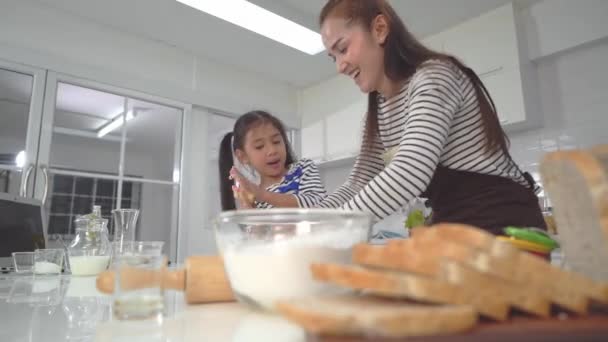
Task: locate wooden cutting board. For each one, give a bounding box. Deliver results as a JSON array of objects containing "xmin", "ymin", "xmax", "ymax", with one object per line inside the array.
[{"xmin": 308, "ymin": 310, "xmax": 608, "ymax": 342}]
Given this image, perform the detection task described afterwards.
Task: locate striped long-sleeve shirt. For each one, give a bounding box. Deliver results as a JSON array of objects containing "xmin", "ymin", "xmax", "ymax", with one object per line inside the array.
[
  {"xmin": 318, "ymin": 59, "xmax": 530, "ymax": 220},
  {"xmin": 256, "ymin": 158, "xmax": 327, "ymax": 209}
]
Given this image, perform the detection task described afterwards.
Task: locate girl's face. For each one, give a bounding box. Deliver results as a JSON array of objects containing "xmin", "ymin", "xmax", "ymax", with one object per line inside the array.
[
  {"xmin": 321, "ymin": 15, "xmax": 389, "ymax": 94},
  {"xmin": 236, "ymin": 123, "xmax": 287, "ymax": 179}
]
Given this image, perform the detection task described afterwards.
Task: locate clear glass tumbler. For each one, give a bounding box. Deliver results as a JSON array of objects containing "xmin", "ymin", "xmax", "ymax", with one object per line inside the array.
[
  {"xmin": 112, "ymin": 253, "xmax": 165, "ymax": 320},
  {"xmin": 34, "ymin": 249, "xmax": 65, "ymax": 275},
  {"xmin": 12, "ymin": 251, "xmax": 35, "ymax": 273}
]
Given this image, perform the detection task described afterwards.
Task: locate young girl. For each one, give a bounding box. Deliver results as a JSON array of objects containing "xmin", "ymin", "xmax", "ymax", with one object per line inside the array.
[
  {"xmin": 315, "ymin": 0, "xmax": 546, "ymax": 234},
  {"xmin": 218, "ymin": 110, "xmax": 327, "ymax": 210}
]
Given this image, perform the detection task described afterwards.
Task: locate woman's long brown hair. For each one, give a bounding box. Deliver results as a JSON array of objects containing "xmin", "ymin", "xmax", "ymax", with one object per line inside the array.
[{"xmin": 320, "ymin": 0, "xmax": 509, "ymax": 154}]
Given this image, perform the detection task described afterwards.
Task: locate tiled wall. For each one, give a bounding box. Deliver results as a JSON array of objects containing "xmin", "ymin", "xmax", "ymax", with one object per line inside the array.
[{"xmin": 509, "ymin": 37, "xmax": 608, "ymax": 178}]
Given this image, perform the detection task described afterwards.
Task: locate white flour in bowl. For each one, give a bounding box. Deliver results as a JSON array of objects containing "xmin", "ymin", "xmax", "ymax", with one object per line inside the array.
[
  {"xmin": 222, "ymin": 228, "xmax": 364, "ymax": 310},
  {"xmin": 34, "ymin": 261, "xmax": 62, "ymax": 274}
]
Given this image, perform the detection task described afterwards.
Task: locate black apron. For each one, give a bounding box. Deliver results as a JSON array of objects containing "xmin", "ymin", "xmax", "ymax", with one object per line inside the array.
[{"xmin": 422, "ymin": 166, "xmax": 547, "ymax": 235}]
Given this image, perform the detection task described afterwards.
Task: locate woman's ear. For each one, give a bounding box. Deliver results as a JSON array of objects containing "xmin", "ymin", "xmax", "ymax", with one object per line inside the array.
[{"xmin": 372, "ymin": 14, "xmax": 389, "ymax": 45}]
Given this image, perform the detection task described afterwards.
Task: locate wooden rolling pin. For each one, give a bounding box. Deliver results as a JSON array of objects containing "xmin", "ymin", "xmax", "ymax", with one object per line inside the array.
[{"xmin": 96, "ymin": 255, "xmax": 234, "ymax": 304}]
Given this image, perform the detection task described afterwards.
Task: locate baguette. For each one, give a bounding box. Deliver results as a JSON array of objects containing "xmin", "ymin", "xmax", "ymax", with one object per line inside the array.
[
  {"xmin": 310, "ymin": 263, "xmax": 509, "ymax": 321},
  {"xmin": 276, "ymin": 295, "xmax": 477, "ymax": 338}
]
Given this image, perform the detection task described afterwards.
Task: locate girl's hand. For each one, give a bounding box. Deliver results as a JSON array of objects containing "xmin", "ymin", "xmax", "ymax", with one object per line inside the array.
[
  {"xmin": 234, "ymin": 187, "xmax": 254, "ymax": 209},
  {"xmin": 230, "ymin": 167, "xmax": 263, "ymax": 204},
  {"xmin": 230, "ymin": 167, "xmax": 263, "ymax": 199}
]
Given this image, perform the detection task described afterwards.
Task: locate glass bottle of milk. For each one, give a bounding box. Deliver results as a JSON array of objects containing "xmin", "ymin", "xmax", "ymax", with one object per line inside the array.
[{"xmin": 67, "ymin": 205, "xmax": 112, "ymax": 276}]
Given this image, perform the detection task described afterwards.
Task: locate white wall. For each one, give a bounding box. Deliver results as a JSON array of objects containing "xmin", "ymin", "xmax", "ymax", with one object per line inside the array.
[
  {"xmin": 0, "ymin": 0, "xmax": 299, "ymax": 127},
  {"xmin": 179, "ymin": 107, "xmax": 217, "ymax": 260}
]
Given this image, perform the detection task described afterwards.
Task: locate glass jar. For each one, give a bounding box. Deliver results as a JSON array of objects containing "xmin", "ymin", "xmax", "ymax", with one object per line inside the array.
[{"xmin": 67, "ymin": 215, "xmax": 112, "ymax": 276}]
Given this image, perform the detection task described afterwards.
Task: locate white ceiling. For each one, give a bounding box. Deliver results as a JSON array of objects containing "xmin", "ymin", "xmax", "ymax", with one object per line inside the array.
[{"xmin": 33, "ymin": 0, "xmax": 515, "ymax": 87}]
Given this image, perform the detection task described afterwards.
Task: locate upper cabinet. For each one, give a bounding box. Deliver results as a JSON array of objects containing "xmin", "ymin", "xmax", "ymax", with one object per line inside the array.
[
  {"xmin": 480, "ymin": 66, "xmax": 527, "ymax": 126},
  {"xmin": 423, "ymin": 3, "xmax": 536, "ymax": 129},
  {"xmin": 324, "ymin": 98, "xmax": 366, "ymax": 161},
  {"xmin": 442, "ymin": 4, "xmax": 520, "ymax": 74},
  {"xmin": 299, "ymin": 75, "xmax": 366, "ymax": 165},
  {"xmin": 301, "ymin": 120, "xmax": 325, "ymax": 162}
]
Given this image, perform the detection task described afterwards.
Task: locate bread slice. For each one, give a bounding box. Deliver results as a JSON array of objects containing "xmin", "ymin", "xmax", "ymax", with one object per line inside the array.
[
  {"xmin": 416, "ymin": 224, "xmax": 608, "ymax": 313},
  {"xmin": 433, "ymin": 223, "xmax": 608, "ymax": 303},
  {"xmin": 311, "ymin": 263, "xmax": 464, "ymax": 304},
  {"xmin": 410, "ymin": 224, "xmax": 519, "ymax": 259},
  {"xmin": 353, "ymin": 242, "xmax": 469, "ymax": 277},
  {"xmin": 276, "ymin": 295, "xmax": 477, "ymax": 338},
  {"xmin": 540, "ymin": 146, "xmax": 608, "ymax": 282},
  {"xmin": 310, "ymin": 263, "xmax": 509, "ymax": 321},
  {"xmin": 439, "ymin": 259, "xmax": 551, "ymax": 318},
  {"xmin": 357, "ymin": 240, "xmax": 550, "ymax": 317}
]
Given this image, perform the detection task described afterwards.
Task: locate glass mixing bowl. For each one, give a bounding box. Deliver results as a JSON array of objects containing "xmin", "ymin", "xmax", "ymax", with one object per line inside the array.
[{"xmin": 213, "ymin": 208, "xmax": 372, "ymax": 311}]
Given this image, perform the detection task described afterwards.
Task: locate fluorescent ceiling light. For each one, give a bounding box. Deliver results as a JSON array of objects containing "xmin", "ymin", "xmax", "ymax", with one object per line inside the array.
[
  {"xmin": 176, "ymin": 0, "xmax": 325, "ymax": 55},
  {"xmin": 97, "ymin": 111, "xmax": 135, "ymax": 138},
  {"xmin": 15, "ymin": 150, "xmax": 26, "ymax": 168},
  {"xmin": 54, "ymin": 127, "xmax": 125, "ymax": 142}
]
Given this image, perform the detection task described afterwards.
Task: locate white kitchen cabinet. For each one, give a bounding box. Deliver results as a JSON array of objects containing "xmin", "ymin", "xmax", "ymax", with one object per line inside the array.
[
  {"xmin": 442, "ymin": 3, "xmax": 519, "ymax": 75},
  {"xmin": 423, "ymin": 32, "xmax": 445, "ymax": 52},
  {"xmin": 324, "ymin": 98, "xmax": 366, "ymax": 160},
  {"xmin": 434, "ymin": 2, "xmax": 535, "ymax": 129},
  {"xmin": 301, "ymin": 120, "xmax": 325, "ymax": 162},
  {"xmin": 480, "ymin": 66, "xmax": 526, "ymax": 126}
]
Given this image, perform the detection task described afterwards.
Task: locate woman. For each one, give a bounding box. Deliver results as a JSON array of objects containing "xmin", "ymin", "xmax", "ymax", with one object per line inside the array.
[
  {"xmin": 219, "ymin": 110, "xmax": 327, "ymax": 210},
  {"xmin": 316, "ymin": 0, "xmax": 546, "ymax": 234}
]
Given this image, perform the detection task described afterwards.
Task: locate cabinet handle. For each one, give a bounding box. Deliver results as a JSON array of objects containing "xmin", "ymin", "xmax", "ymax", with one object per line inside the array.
[
  {"xmin": 479, "ymin": 66, "xmax": 504, "ymax": 78},
  {"xmin": 41, "ymin": 165, "xmax": 49, "ymax": 206},
  {"xmin": 20, "ymin": 164, "xmax": 34, "ymax": 197}
]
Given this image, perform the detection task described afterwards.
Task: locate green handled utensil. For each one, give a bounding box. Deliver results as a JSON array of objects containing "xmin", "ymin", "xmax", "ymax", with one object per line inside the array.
[{"xmin": 503, "ymin": 226, "xmax": 559, "ymax": 249}]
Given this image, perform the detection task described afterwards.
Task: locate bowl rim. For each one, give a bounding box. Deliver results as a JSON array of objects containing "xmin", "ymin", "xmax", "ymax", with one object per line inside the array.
[{"xmin": 217, "ymin": 208, "xmax": 372, "ymax": 221}]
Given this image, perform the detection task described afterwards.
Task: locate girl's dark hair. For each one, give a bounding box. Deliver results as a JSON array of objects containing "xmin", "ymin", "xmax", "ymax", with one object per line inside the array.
[
  {"xmin": 218, "ymin": 110, "xmax": 296, "ymax": 211},
  {"xmin": 320, "ymin": 0, "xmax": 509, "ymax": 154}
]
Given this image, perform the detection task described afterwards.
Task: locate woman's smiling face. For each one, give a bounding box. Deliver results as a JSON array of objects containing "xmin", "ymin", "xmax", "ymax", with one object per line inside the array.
[{"xmin": 321, "ymin": 15, "xmax": 389, "ymax": 94}]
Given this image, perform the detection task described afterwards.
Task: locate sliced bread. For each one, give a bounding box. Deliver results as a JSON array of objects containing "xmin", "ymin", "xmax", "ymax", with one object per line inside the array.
[
  {"xmin": 276, "ymin": 295, "xmax": 477, "ymax": 338},
  {"xmin": 540, "ymin": 146, "xmax": 608, "ymax": 282},
  {"xmin": 357, "ymin": 239, "xmax": 550, "ymax": 317},
  {"xmin": 439, "ymin": 259, "xmax": 551, "ymax": 318},
  {"xmin": 416, "ymin": 224, "xmax": 605, "ymax": 313},
  {"xmin": 310, "ymin": 263, "xmax": 509, "ymax": 321},
  {"xmin": 310, "ymin": 263, "xmax": 465, "ymax": 304}
]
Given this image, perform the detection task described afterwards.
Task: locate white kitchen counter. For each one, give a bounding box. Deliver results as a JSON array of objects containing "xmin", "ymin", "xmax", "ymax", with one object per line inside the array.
[{"xmin": 0, "ymin": 274, "xmax": 307, "ymax": 342}]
